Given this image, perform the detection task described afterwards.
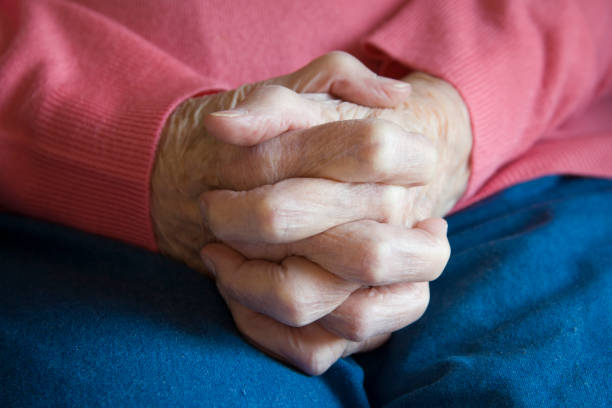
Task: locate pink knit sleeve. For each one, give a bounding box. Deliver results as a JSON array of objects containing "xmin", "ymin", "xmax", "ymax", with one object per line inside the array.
[
  {"xmin": 0, "ymin": 1, "xmax": 216, "ymax": 250},
  {"xmin": 363, "ymin": 0, "xmax": 612, "ymax": 208}
]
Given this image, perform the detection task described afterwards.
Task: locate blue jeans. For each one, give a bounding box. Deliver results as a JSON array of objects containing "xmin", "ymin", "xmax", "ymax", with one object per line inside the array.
[{"xmin": 1, "ymin": 176, "xmax": 611, "ymax": 407}]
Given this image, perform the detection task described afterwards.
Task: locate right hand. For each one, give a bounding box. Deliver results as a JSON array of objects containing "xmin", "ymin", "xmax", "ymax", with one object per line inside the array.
[{"xmin": 151, "ymin": 51, "xmax": 420, "ymax": 272}]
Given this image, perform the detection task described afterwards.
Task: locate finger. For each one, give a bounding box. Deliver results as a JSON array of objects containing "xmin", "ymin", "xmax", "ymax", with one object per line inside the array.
[
  {"xmin": 272, "ymin": 51, "xmax": 411, "ymax": 108},
  {"xmin": 228, "ymin": 218, "xmax": 450, "ymax": 286},
  {"xmin": 291, "ymin": 218, "xmax": 450, "ymax": 285},
  {"xmin": 342, "ymin": 333, "xmax": 390, "ymax": 358},
  {"xmin": 203, "ymin": 85, "xmax": 330, "ymax": 146},
  {"xmin": 200, "ymin": 243, "xmax": 359, "ymax": 327},
  {"xmin": 319, "ymin": 282, "xmax": 430, "ymax": 342},
  {"xmin": 223, "ymin": 295, "xmax": 352, "ymax": 376},
  {"xmin": 204, "ymin": 51, "xmax": 411, "ymax": 146},
  {"xmin": 201, "ymin": 178, "xmax": 413, "ymax": 244},
  {"xmin": 212, "ymin": 118, "xmax": 437, "ymax": 189}
]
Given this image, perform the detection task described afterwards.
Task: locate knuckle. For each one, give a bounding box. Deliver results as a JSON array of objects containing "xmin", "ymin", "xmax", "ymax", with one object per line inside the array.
[
  {"xmin": 253, "ymin": 190, "xmax": 287, "ymax": 243},
  {"xmin": 344, "ymin": 305, "xmax": 374, "ymax": 342},
  {"xmin": 359, "ymin": 239, "xmax": 391, "ymax": 285},
  {"xmin": 282, "ymin": 301, "xmax": 312, "ymax": 328},
  {"xmin": 200, "ymin": 191, "xmax": 231, "ymax": 237},
  {"xmin": 322, "ymin": 50, "xmax": 357, "ymax": 73},
  {"xmin": 254, "ymin": 84, "xmax": 293, "ymax": 103},
  {"xmin": 299, "ymin": 348, "xmax": 336, "ymax": 376},
  {"xmin": 357, "ymin": 120, "xmax": 398, "ymax": 178},
  {"xmin": 275, "ymin": 278, "xmax": 312, "ymax": 327}
]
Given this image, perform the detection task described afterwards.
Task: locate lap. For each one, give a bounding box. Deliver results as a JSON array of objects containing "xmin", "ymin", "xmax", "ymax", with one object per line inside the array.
[
  {"xmin": 0, "ymin": 213, "xmax": 367, "ymax": 407},
  {"xmin": 1, "ymin": 176, "xmax": 611, "ymax": 407},
  {"xmin": 357, "ymin": 176, "xmax": 612, "ymax": 407}
]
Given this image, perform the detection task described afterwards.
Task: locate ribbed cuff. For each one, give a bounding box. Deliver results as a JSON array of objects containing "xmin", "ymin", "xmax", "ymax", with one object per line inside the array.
[{"xmin": 29, "ymin": 78, "xmax": 219, "ymax": 251}]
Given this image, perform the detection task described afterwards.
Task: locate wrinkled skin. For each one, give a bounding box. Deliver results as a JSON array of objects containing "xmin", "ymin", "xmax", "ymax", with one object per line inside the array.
[{"xmin": 151, "ymin": 52, "xmax": 472, "ymax": 375}]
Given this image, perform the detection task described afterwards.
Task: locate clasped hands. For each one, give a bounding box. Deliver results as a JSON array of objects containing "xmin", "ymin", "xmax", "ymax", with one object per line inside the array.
[{"xmin": 151, "ymin": 52, "xmax": 472, "ymax": 375}]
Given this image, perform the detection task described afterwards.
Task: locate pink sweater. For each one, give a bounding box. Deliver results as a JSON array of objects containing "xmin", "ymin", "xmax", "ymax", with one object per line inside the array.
[{"xmin": 1, "ymin": 0, "xmax": 611, "ymax": 251}]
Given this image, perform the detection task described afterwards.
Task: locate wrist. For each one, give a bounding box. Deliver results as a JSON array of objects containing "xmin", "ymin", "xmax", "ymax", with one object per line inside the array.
[
  {"xmin": 401, "ymin": 72, "xmax": 472, "ymax": 218},
  {"xmin": 151, "ymin": 97, "xmax": 216, "ymax": 274}
]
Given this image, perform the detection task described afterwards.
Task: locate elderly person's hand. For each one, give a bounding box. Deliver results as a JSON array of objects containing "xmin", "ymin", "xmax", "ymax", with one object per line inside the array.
[
  {"xmin": 151, "ymin": 52, "xmax": 416, "ymax": 271},
  {"xmin": 151, "ymin": 52, "xmax": 472, "ymax": 375},
  {"xmin": 198, "ymin": 72, "xmax": 471, "ymax": 374}
]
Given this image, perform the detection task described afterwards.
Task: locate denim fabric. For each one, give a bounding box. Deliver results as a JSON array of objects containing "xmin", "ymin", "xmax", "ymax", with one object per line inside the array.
[{"xmin": 1, "ymin": 176, "xmax": 611, "ymax": 407}]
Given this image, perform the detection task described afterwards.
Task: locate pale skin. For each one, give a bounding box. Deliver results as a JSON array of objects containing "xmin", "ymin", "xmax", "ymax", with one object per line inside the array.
[{"xmin": 151, "ymin": 52, "xmax": 472, "ymax": 375}]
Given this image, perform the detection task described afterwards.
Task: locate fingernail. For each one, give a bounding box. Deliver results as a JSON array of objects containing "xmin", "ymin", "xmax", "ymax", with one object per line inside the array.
[
  {"xmin": 200, "ymin": 252, "xmax": 216, "ymax": 278},
  {"xmin": 380, "ymin": 77, "xmax": 411, "ymax": 91},
  {"xmin": 441, "ymin": 219, "xmax": 448, "ymax": 234},
  {"xmin": 209, "ymin": 110, "xmax": 244, "ymax": 118},
  {"xmin": 391, "ymin": 81, "xmax": 411, "ymax": 90}
]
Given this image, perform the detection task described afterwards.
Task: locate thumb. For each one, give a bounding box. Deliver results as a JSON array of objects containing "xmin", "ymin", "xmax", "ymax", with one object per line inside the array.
[
  {"xmin": 202, "ymin": 85, "xmax": 326, "ymax": 146},
  {"xmin": 272, "ymin": 51, "xmax": 411, "ymax": 108},
  {"xmin": 203, "ymin": 51, "xmax": 410, "ymax": 146}
]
